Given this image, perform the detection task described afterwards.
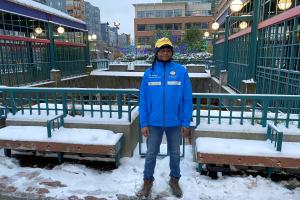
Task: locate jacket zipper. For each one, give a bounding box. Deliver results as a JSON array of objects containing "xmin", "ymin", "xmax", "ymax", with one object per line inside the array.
[{"xmin": 163, "ymin": 62, "xmax": 166, "ymax": 127}]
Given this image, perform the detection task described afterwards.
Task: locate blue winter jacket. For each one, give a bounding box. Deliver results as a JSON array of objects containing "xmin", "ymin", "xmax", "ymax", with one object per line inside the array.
[{"xmin": 139, "ymin": 60, "xmax": 193, "ymax": 128}]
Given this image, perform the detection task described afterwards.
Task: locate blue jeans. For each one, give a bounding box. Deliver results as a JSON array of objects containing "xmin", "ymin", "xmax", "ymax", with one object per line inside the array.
[{"xmin": 143, "ymin": 126, "xmax": 181, "ymax": 180}]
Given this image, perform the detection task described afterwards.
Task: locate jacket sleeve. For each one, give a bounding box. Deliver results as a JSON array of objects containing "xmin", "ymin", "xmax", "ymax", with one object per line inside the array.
[
  {"xmin": 181, "ymin": 71, "xmax": 193, "ymax": 128},
  {"xmin": 139, "ymin": 72, "xmax": 149, "ymax": 128}
]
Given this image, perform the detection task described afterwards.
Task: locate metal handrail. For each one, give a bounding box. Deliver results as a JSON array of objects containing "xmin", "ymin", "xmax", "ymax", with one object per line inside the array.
[
  {"xmin": 267, "ymin": 123, "xmax": 283, "ymax": 152},
  {"xmin": 47, "ymin": 114, "xmax": 64, "ymax": 138},
  {"xmin": 1, "ymin": 87, "xmax": 299, "ymax": 128},
  {"xmin": 0, "ymin": 87, "xmax": 139, "ymax": 122}
]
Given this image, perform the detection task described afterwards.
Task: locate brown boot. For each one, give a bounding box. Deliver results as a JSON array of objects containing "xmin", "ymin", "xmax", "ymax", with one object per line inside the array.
[
  {"xmin": 169, "ymin": 176, "xmax": 182, "ymax": 198},
  {"xmin": 137, "ymin": 179, "xmax": 153, "ymax": 198}
]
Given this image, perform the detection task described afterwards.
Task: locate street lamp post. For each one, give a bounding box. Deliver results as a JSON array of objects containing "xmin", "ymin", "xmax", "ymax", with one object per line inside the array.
[
  {"xmin": 203, "ymin": 31, "xmax": 210, "ymax": 52},
  {"xmin": 113, "ymin": 20, "xmax": 120, "ymax": 48},
  {"xmin": 88, "ymin": 33, "xmax": 97, "ymax": 59},
  {"xmin": 113, "ymin": 20, "xmax": 120, "ymax": 59}
]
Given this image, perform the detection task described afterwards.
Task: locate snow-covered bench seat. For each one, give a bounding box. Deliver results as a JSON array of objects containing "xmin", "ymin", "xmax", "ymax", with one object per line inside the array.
[
  {"xmin": 0, "ymin": 125, "xmax": 124, "ymax": 166},
  {"xmin": 195, "ymin": 137, "xmax": 300, "ymax": 176}
]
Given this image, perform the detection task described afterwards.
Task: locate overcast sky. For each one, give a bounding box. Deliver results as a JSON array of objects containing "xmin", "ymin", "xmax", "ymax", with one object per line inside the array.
[{"xmin": 86, "ymin": 0, "xmax": 162, "ymax": 38}]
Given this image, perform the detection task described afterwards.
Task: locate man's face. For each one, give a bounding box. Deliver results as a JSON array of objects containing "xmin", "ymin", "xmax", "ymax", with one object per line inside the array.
[{"xmin": 157, "ymin": 47, "xmax": 172, "ymax": 62}]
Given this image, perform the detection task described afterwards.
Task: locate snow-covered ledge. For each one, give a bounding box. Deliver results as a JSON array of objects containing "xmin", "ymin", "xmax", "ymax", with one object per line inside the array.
[
  {"xmin": 241, "ymin": 79, "xmax": 256, "ymax": 94},
  {"xmin": 50, "ymin": 69, "xmax": 61, "ymax": 82},
  {"xmin": 210, "ymin": 65, "xmax": 216, "ymax": 77},
  {"xmin": 220, "ymin": 70, "xmax": 227, "ymax": 85},
  {"xmin": 84, "ymin": 65, "xmax": 93, "ymax": 75}
]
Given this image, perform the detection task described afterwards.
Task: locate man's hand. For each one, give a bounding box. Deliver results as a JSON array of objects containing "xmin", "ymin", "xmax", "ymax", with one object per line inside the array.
[
  {"xmin": 181, "ymin": 127, "xmax": 192, "ymax": 144},
  {"xmin": 141, "ymin": 127, "xmax": 150, "ymax": 137},
  {"xmin": 181, "ymin": 127, "xmax": 190, "ymax": 137}
]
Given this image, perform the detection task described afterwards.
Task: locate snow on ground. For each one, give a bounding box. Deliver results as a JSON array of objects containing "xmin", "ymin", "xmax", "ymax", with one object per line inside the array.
[{"xmin": 0, "ymin": 146, "xmax": 299, "ymax": 200}]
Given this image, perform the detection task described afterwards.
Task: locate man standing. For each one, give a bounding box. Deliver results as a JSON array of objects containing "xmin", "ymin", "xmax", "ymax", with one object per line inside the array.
[{"xmin": 138, "ymin": 38, "xmax": 193, "ymax": 199}]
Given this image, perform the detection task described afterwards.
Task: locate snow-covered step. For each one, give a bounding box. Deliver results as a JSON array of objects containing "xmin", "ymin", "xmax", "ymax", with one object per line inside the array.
[{"xmin": 196, "ymin": 137, "xmax": 300, "ymax": 169}]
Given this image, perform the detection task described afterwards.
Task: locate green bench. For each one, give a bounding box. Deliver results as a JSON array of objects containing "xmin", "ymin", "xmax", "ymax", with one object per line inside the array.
[
  {"xmin": 196, "ymin": 123, "xmax": 300, "ymax": 177},
  {"xmin": 0, "ymin": 114, "xmax": 124, "ymax": 167}
]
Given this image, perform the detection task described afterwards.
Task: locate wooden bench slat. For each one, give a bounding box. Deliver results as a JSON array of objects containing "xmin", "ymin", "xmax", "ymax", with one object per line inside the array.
[
  {"xmin": 197, "ymin": 153, "xmax": 300, "ymax": 168},
  {"xmin": 196, "ymin": 137, "xmax": 300, "ymax": 169},
  {"xmin": 0, "ymin": 140, "xmax": 118, "ymax": 155}
]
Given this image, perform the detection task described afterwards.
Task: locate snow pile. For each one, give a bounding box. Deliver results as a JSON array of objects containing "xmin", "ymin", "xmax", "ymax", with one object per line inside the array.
[
  {"xmin": 242, "ymin": 79, "xmax": 256, "ymax": 83},
  {"xmin": 196, "ymin": 137, "xmax": 300, "ymax": 158},
  {"xmin": 0, "ymin": 126, "xmax": 123, "ymax": 145}
]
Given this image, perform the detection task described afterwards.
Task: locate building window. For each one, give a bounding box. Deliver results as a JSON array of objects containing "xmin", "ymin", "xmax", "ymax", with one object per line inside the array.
[
  {"xmin": 186, "ymin": 10, "xmax": 211, "ymax": 16},
  {"xmin": 137, "ymin": 11, "xmax": 144, "ymax": 18},
  {"xmin": 156, "ymin": 24, "xmax": 164, "ymax": 30},
  {"xmin": 173, "ymin": 23, "xmax": 182, "ymax": 30},
  {"xmin": 136, "ymin": 9, "xmax": 183, "ymax": 19},
  {"xmin": 137, "ymin": 36, "xmax": 151, "ymax": 45},
  {"xmin": 145, "ymin": 24, "xmax": 155, "ymax": 31},
  {"xmin": 174, "ymin": 9, "xmax": 182, "ymax": 17},
  {"xmin": 137, "ymin": 23, "xmax": 183, "ymax": 32},
  {"xmin": 186, "ymin": 22, "xmax": 209, "ymax": 29},
  {"xmin": 165, "ymin": 24, "xmax": 172, "ymax": 30},
  {"xmin": 66, "ymin": 1, "xmax": 73, "ymax": 6},
  {"xmin": 137, "ymin": 24, "xmax": 145, "ymax": 31}
]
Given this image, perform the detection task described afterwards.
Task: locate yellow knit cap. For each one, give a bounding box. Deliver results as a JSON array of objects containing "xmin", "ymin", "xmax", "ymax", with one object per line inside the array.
[{"xmin": 155, "ymin": 37, "xmax": 173, "ymax": 48}]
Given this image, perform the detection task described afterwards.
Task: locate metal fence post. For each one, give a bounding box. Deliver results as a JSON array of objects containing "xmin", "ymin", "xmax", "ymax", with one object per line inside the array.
[
  {"xmin": 248, "ymin": 0, "xmax": 260, "ymax": 80},
  {"xmin": 62, "ymin": 93, "xmax": 67, "ymax": 117},
  {"xmin": 84, "ymin": 32, "xmax": 90, "ymax": 66},
  {"xmin": 196, "ymin": 98, "xmax": 201, "ymax": 126},
  {"xmin": 47, "ymin": 23, "xmax": 56, "ymax": 71},
  {"xmin": 224, "ymin": 16, "xmax": 230, "ymax": 71},
  {"xmin": 117, "ymin": 94, "xmax": 122, "ymax": 119},
  {"xmin": 262, "ymin": 98, "xmax": 269, "ymax": 127}
]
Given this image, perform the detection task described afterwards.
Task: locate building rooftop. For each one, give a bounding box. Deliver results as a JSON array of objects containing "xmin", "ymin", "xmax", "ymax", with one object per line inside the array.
[
  {"xmin": 133, "ymin": 2, "xmax": 187, "ymax": 7},
  {"xmin": 9, "ymin": 0, "xmax": 85, "ymax": 25}
]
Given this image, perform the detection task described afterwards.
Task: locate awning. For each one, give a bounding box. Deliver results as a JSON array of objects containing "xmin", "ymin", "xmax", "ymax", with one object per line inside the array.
[
  {"xmin": 1, "ymin": 0, "xmax": 87, "ymax": 31},
  {"xmin": 216, "ymin": 9, "xmax": 228, "ymax": 26}
]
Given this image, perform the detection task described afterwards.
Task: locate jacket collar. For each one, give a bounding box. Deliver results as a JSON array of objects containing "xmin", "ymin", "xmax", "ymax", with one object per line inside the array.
[{"xmin": 155, "ymin": 60, "xmax": 173, "ymax": 68}]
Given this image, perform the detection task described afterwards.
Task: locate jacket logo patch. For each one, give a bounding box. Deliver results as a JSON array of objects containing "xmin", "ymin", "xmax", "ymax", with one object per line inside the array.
[
  {"xmin": 148, "ymin": 81, "xmax": 161, "ymax": 86},
  {"xmin": 170, "ymin": 71, "xmax": 176, "ymax": 76},
  {"xmin": 167, "ymin": 81, "xmax": 181, "ymax": 85}
]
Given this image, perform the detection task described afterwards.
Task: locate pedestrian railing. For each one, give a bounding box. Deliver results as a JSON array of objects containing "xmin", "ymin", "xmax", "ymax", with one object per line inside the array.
[
  {"xmin": 0, "ymin": 87, "xmax": 139, "ymax": 122},
  {"xmin": 0, "ymin": 87, "xmax": 299, "ymax": 128},
  {"xmin": 193, "ymin": 93, "xmax": 300, "ymax": 129},
  {"xmin": 56, "ymin": 60, "xmax": 86, "ymax": 77},
  {"xmin": 0, "ymin": 62, "xmax": 51, "ymax": 86},
  {"xmin": 108, "ymin": 59, "xmax": 212, "ymax": 68},
  {"xmin": 267, "ymin": 123, "xmax": 283, "ymax": 152},
  {"xmin": 47, "ymin": 114, "xmax": 64, "ymax": 138},
  {"xmin": 91, "ymin": 59, "xmax": 109, "ymax": 70},
  {"xmin": 0, "ymin": 34, "xmax": 90, "ymax": 86}
]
